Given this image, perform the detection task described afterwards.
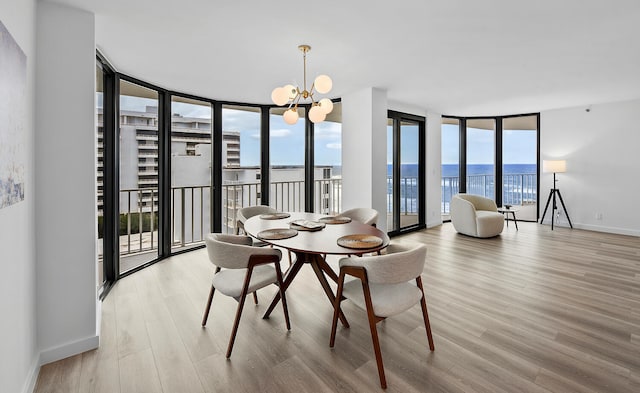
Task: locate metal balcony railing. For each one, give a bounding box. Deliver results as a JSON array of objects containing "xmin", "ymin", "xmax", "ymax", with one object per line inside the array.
[
  {"xmin": 440, "ymin": 173, "xmax": 537, "ymax": 214},
  {"xmin": 117, "ymin": 178, "xmax": 345, "ymax": 257},
  {"xmin": 386, "ymin": 176, "xmax": 419, "ymax": 215}
]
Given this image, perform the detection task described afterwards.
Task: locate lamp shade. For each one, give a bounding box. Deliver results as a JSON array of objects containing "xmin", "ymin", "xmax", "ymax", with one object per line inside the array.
[{"xmin": 542, "ymin": 160, "xmax": 566, "ymax": 173}]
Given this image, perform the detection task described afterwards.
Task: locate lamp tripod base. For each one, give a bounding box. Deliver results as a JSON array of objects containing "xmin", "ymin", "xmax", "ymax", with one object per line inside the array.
[{"xmin": 540, "ymin": 188, "xmax": 573, "ymax": 230}]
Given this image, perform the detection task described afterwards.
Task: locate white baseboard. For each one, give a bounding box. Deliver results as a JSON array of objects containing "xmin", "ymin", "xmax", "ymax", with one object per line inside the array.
[
  {"xmin": 426, "ymin": 219, "xmax": 443, "ymax": 228},
  {"xmin": 39, "ymin": 335, "xmax": 99, "ymax": 366},
  {"xmin": 573, "ymin": 223, "xmax": 640, "ymax": 237},
  {"xmin": 22, "ymin": 357, "xmax": 40, "ymax": 393},
  {"xmin": 539, "ymin": 219, "xmax": 640, "ymax": 237}
]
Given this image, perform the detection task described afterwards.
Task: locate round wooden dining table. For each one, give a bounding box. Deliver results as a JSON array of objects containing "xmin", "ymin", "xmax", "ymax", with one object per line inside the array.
[{"xmin": 244, "ymin": 212, "xmax": 390, "ymax": 326}]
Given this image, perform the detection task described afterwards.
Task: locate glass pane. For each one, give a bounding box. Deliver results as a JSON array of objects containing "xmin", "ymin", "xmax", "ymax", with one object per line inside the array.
[
  {"xmin": 96, "ymin": 64, "xmax": 104, "ymax": 286},
  {"xmin": 313, "ymin": 102, "xmax": 342, "ymax": 215},
  {"xmin": 170, "ymin": 97, "xmax": 212, "ymax": 250},
  {"xmin": 386, "ymin": 119, "xmax": 395, "ymax": 231},
  {"xmin": 119, "ymin": 80, "xmax": 159, "ymax": 274},
  {"xmin": 441, "ymin": 118, "xmax": 460, "ymax": 219},
  {"xmin": 222, "ymin": 105, "xmax": 261, "ymax": 234},
  {"xmin": 466, "ymin": 119, "xmax": 495, "ymax": 199},
  {"xmin": 269, "ymin": 107, "xmax": 305, "ymax": 212},
  {"xmin": 400, "ymin": 120, "xmax": 419, "ymax": 227},
  {"xmin": 503, "ymin": 116, "xmax": 538, "ymax": 221}
]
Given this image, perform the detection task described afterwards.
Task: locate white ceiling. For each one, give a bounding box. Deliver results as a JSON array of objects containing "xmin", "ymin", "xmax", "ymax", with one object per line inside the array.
[{"xmin": 49, "ymin": 0, "xmax": 640, "ymax": 116}]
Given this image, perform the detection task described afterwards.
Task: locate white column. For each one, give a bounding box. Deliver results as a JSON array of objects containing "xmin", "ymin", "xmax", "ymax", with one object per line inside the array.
[
  {"xmin": 35, "ymin": 2, "xmax": 98, "ymax": 364},
  {"xmin": 341, "ymin": 87, "xmax": 388, "ymax": 231},
  {"xmin": 426, "ymin": 112, "xmax": 443, "ymax": 228}
]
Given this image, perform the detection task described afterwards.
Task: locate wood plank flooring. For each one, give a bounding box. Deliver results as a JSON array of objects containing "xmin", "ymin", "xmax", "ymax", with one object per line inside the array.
[{"xmin": 34, "ymin": 223, "xmax": 640, "ymax": 392}]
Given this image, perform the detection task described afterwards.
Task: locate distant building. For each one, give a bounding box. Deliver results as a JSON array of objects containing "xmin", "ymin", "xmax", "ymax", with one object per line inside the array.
[{"xmin": 97, "ymin": 106, "xmax": 338, "ymax": 238}]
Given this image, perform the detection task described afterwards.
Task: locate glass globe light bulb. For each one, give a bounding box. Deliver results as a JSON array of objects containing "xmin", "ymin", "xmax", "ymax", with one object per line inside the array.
[
  {"xmin": 283, "ymin": 84, "xmax": 297, "ymax": 100},
  {"xmin": 283, "ymin": 108, "xmax": 299, "ymax": 125},
  {"xmin": 314, "ymin": 75, "xmax": 332, "ymax": 94},
  {"xmin": 308, "ymin": 105, "xmax": 326, "ymax": 123},
  {"xmin": 318, "ymin": 98, "xmax": 333, "ymax": 114},
  {"xmin": 271, "ymin": 87, "xmax": 289, "ymax": 106}
]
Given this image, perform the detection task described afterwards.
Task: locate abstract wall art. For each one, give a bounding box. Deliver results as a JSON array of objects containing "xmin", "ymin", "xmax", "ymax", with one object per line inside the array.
[{"xmin": 0, "ymin": 19, "xmax": 26, "ymax": 209}]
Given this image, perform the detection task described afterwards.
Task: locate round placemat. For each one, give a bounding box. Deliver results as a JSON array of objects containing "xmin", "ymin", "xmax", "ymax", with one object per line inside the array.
[
  {"xmin": 337, "ymin": 234, "xmax": 383, "ymax": 249},
  {"xmin": 259, "ymin": 212, "xmax": 291, "ymax": 220},
  {"xmin": 289, "ymin": 219, "xmax": 326, "ymax": 231},
  {"xmin": 318, "ymin": 216, "xmax": 352, "ymax": 224},
  {"xmin": 257, "ymin": 228, "xmax": 298, "ymax": 240}
]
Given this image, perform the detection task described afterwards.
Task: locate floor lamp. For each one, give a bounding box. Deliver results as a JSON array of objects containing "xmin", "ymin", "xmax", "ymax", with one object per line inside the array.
[{"xmin": 540, "ymin": 160, "xmax": 573, "ymax": 230}]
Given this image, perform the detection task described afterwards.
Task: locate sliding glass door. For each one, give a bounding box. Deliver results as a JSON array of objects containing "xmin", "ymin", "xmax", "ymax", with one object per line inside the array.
[{"xmin": 387, "ymin": 111, "xmax": 425, "ymax": 234}]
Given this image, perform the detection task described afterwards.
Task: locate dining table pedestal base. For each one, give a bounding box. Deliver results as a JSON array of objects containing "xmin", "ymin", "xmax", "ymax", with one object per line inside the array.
[{"xmin": 262, "ymin": 251, "xmax": 350, "ymax": 328}]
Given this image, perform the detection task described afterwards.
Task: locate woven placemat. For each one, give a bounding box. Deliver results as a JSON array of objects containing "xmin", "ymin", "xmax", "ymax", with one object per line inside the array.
[
  {"xmin": 318, "ymin": 216, "xmax": 352, "ymax": 224},
  {"xmin": 259, "ymin": 212, "xmax": 291, "ymax": 220},
  {"xmin": 337, "ymin": 234, "xmax": 383, "ymax": 249},
  {"xmin": 289, "ymin": 219, "xmax": 326, "ymax": 231},
  {"xmin": 257, "ymin": 228, "xmax": 298, "ymax": 240}
]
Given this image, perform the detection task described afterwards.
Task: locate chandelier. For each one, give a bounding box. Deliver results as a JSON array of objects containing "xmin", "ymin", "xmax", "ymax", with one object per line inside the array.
[{"xmin": 271, "ymin": 44, "xmax": 334, "ymax": 125}]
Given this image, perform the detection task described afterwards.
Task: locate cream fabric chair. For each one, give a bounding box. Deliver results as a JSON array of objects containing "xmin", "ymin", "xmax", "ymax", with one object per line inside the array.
[
  {"xmin": 450, "ymin": 194, "xmax": 504, "ymax": 238},
  {"xmin": 236, "ymin": 205, "xmax": 277, "ymax": 236},
  {"xmin": 339, "ymin": 207, "xmax": 379, "ymax": 227},
  {"xmin": 201, "ymin": 233, "xmax": 290, "ymax": 358},
  {"xmin": 329, "ymin": 243, "xmax": 435, "ymax": 389}
]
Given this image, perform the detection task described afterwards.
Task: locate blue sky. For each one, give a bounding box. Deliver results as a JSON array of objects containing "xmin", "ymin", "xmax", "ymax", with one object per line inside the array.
[
  {"xmin": 118, "ymin": 96, "xmax": 535, "ymax": 167},
  {"xmin": 442, "ymin": 124, "xmax": 536, "ymax": 165}
]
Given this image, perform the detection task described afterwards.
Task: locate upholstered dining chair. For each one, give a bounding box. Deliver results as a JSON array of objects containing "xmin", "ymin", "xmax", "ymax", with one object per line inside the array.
[
  {"xmin": 236, "ymin": 205, "xmax": 277, "ymax": 237},
  {"xmin": 329, "ymin": 243, "xmax": 435, "ymax": 389},
  {"xmin": 337, "ymin": 207, "xmax": 380, "ymax": 257},
  {"xmin": 236, "ymin": 205, "xmax": 292, "ymax": 303},
  {"xmin": 339, "ymin": 207, "xmax": 379, "ymax": 227},
  {"xmin": 201, "ymin": 233, "xmax": 290, "ymax": 358}
]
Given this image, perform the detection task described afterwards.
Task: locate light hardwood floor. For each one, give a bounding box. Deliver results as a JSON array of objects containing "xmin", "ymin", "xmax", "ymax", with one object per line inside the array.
[{"xmin": 34, "ymin": 223, "xmax": 640, "ymax": 392}]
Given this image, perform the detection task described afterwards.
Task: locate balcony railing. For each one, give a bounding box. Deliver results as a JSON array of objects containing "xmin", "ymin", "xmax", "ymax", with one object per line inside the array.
[
  {"xmin": 117, "ymin": 178, "xmax": 345, "ymax": 256},
  {"xmin": 440, "ymin": 173, "xmax": 537, "ymax": 214},
  {"xmin": 386, "ymin": 176, "xmax": 419, "ymax": 215}
]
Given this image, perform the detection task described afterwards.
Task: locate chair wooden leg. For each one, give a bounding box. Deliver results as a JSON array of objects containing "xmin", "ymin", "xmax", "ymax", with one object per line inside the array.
[
  {"xmin": 275, "ymin": 261, "xmax": 291, "ymax": 330},
  {"xmin": 329, "ymin": 272, "xmax": 346, "ymax": 348},
  {"xmin": 416, "ymin": 276, "xmax": 435, "ymax": 351},
  {"xmin": 201, "ymin": 285, "xmax": 215, "ymax": 327},
  {"xmin": 226, "ymin": 267, "xmax": 253, "ymax": 358},
  {"xmin": 252, "ymin": 292, "xmax": 258, "ymax": 305},
  {"xmin": 363, "ymin": 282, "xmax": 387, "ymax": 389}
]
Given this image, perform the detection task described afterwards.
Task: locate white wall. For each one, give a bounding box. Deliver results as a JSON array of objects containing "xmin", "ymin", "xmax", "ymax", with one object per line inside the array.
[
  {"xmin": 342, "ymin": 87, "xmax": 388, "ymax": 231},
  {"xmin": 0, "ymin": 1, "xmax": 38, "ymax": 392},
  {"xmin": 35, "ymin": 1, "xmax": 99, "ymax": 365},
  {"xmin": 541, "ymin": 99, "xmax": 640, "ymax": 236}
]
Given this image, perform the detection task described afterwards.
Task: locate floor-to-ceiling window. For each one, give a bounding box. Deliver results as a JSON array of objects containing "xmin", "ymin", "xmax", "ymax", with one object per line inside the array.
[
  {"xmin": 444, "ymin": 114, "xmax": 540, "ymax": 222},
  {"xmin": 502, "ymin": 115, "xmax": 538, "ymax": 221},
  {"xmin": 466, "ymin": 118, "xmax": 495, "ymax": 199},
  {"xmin": 387, "ymin": 111, "xmax": 425, "ymax": 234},
  {"xmin": 313, "ymin": 102, "xmax": 342, "ymax": 214},
  {"xmin": 269, "ymin": 107, "xmax": 306, "ymax": 212},
  {"xmin": 118, "ymin": 80, "xmax": 160, "ymax": 274},
  {"xmin": 221, "ymin": 105, "xmax": 262, "ymax": 233},
  {"xmin": 96, "ymin": 63, "xmax": 105, "ymax": 288},
  {"xmin": 170, "ymin": 96, "xmax": 212, "ymax": 249},
  {"xmin": 441, "ymin": 117, "xmax": 460, "ymax": 220},
  {"xmin": 100, "ymin": 61, "xmax": 339, "ymax": 282}
]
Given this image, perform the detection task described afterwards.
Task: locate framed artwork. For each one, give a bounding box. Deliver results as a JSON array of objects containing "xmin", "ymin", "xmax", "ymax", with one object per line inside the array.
[{"xmin": 0, "ymin": 19, "xmax": 26, "ymax": 209}]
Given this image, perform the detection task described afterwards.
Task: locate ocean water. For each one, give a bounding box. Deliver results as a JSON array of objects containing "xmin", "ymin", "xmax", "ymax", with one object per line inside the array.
[{"xmin": 382, "ymin": 163, "xmax": 537, "ymax": 213}]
